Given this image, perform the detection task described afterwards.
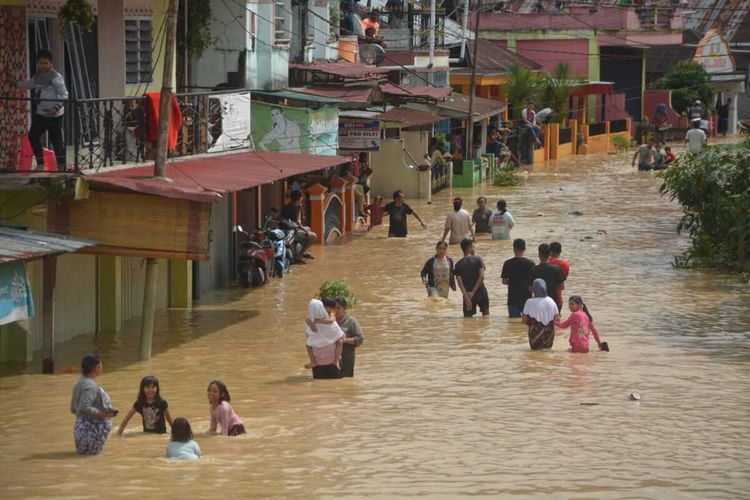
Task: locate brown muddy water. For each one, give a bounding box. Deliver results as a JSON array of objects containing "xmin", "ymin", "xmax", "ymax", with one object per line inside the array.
[{"xmin": 1, "ymin": 150, "xmax": 748, "ymax": 498}]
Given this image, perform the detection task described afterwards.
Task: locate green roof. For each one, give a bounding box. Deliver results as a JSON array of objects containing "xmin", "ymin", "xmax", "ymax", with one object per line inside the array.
[{"xmin": 251, "ymin": 90, "xmax": 342, "ymax": 105}]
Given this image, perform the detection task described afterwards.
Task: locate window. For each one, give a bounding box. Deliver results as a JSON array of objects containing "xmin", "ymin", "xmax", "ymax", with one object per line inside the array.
[
  {"xmin": 125, "ymin": 19, "xmax": 153, "ymax": 84},
  {"xmin": 274, "ymin": 1, "xmax": 290, "ymax": 45}
]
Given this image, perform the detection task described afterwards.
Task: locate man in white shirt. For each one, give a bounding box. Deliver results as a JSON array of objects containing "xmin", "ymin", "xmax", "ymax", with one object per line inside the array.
[
  {"xmin": 442, "ymin": 197, "xmax": 475, "ymax": 245},
  {"xmin": 685, "ymin": 120, "xmax": 707, "ymax": 154}
]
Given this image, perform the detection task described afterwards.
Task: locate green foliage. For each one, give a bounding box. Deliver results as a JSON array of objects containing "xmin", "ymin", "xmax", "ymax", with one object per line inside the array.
[
  {"xmin": 651, "ymin": 60, "xmax": 714, "ymax": 116},
  {"xmin": 493, "ymin": 166, "xmax": 521, "ymax": 186},
  {"xmin": 329, "ymin": 5, "xmax": 340, "ymax": 26},
  {"xmin": 657, "ymin": 141, "xmax": 750, "ymax": 270},
  {"xmin": 318, "ymin": 279, "xmax": 356, "ymax": 305},
  {"xmin": 503, "ymin": 65, "xmax": 541, "ymax": 119},
  {"xmin": 539, "ymin": 62, "xmax": 582, "ymax": 122},
  {"xmin": 610, "ymin": 134, "xmax": 631, "ymax": 152},
  {"xmin": 177, "ymin": 0, "xmax": 213, "ymax": 58},
  {"xmin": 59, "ymin": 0, "xmax": 95, "ymax": 32}
]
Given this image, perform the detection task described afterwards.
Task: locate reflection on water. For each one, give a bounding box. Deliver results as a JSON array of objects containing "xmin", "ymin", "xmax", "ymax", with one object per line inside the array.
[{"xmin": 1, "ymin": 152, "xmax": 749, "ymax": 498}]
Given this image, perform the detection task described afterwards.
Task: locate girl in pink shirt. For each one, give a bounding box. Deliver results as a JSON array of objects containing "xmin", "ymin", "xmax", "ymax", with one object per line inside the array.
[
  {"xmin": 554, "ymin": 295, "xmax": 604, "ymax": 353},
  {"xmin": 207, "ymin": 380, "xmax": 246, "ymax": 436}
]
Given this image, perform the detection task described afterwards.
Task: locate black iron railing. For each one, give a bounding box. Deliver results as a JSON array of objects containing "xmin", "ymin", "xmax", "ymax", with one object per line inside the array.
[
  {"xmin": 1, "ymin": 89, "xmax": 247, "ymax": 173},
  {"xmin": 610, "ymin": 119, "xmax": 628, "ymax": 133},
  {"xmin": 589, "ymin": 122, "xmax": 606, "ymax": 136},
  {"xmin": 559, "ymin": 127, "xmax": 572, "ymax": 144}
]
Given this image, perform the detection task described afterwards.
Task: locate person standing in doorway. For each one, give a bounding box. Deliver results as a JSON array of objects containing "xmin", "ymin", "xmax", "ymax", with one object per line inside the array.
[
  {"xmin": 472, "ymin": 196, "xmax": 493, "ymax": 235},
  {"xmin": 383, "ymin": 190, "xmax": 427, "ymax": 237},
  {"xmin": 442, "ymin": 197, "xmax": 475, "ymax": 245},
  {"xmin": 501, "ymin": 238, "xmax": 535, "ymax": 318},
  {"xmin": 548, "ymin": 241, "xmax": 570, "ymax": 311},
  {"xmin": 454, "ymin": 238, "xmax": 490, "ymax": 318},
  {"xmin": 717, "ymin": 98, "xmax": 730, "ymax": 137},
  {"xmin": 16, "ymin": 50, "xmax": 69, "ymax": 171},
  {"xmin": 528, "ymin": 243, "xmax": 565, "ymax": 308},
  {"xmin": 334, "ymin": 296, "xmax": 364, "ymax": 378},
  {"xmin": 631, "ymin": 140, "xmax": 654, "ymax": 171},
  {"xmin": 685, "ymin": 120, "xmax": 707, "ymax": 154}
]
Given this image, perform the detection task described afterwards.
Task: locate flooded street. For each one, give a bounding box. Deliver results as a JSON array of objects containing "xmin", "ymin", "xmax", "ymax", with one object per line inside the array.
[{"xmin": 1, "ymin": 150, "xmax": 749, "ymax": 498}]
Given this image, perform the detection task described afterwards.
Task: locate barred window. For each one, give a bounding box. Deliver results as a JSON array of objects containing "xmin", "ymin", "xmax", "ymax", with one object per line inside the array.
[{"xmin": 125, "ymin": 19, "xmax": 153, "ymax": 84}]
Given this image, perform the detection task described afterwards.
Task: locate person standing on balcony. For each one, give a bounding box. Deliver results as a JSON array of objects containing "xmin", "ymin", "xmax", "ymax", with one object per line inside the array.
[{"xmin": 16, "ymin": 50, "xmax": 69, "ymax": 172}]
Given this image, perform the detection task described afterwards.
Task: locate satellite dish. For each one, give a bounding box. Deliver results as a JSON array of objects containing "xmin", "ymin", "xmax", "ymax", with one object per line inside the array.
[{"xmin": 359, "ymin": 44, "xmax": 386, "ymax": 66}]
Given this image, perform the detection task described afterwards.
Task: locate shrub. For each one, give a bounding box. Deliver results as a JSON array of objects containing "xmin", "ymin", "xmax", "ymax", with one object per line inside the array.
[{"xmin": 318, "ymin": 279, "xmax": 356, "ymax": 305}]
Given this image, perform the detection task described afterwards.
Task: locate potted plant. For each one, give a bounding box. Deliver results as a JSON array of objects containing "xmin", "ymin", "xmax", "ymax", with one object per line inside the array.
[{"xmin": 59, "ymin": 0, "xmax": 95, "ymax": 32}]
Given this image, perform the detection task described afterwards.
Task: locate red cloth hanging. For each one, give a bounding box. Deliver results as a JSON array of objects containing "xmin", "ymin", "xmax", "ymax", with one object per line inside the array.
[{"xmin": 144, "ymin": 91, "xmax": 183, "ymax": 151}]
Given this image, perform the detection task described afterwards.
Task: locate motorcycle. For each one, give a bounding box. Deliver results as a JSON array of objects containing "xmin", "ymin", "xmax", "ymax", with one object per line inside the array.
[{"xmin": 233, "ymin": 225, "xmax": 269, "ymax": 288}]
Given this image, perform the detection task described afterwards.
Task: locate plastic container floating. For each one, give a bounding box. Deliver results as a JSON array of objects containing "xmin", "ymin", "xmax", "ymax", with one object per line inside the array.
[{"xmin": 629, "ymin": 392, "xmax": 641, "ymax": 401}]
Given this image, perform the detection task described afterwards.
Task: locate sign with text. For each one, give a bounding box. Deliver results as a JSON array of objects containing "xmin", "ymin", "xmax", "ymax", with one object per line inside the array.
[
  {"xmin": 0, "ymin": 262, "xmax": 35, "ymax": 326},
  {"xmin": 694, "ymin": 29, "xmax": 735, "ymax": 74},
  {"xmin": 208, "ymin": 91, "xmax": 252, "ymax": 152},
  {"xmin": 252, "ymin": 101, "xmax": 338, "ymax": 155},
  {"xmin": 339, "ymin": 119, "xmax": 380, "ymax": 152}
]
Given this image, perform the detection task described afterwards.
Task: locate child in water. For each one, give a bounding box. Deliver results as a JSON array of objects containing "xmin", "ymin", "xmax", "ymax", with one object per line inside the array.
[
  {"xmin": 166, "ymin": 418, "xmax": 201, "ymax": 460},
  {"xmin": 554, "ymin": 295, "xmax": 605, "ymax": 353},
  {"xmin": 304, "ymin": 298, "xmax": 344, "ymax": 369},
  {"xmin": 207, "ymin": 380, "xmax": 246, "ymax": 436},
  {"xmin": 117, "ymin": 375, "xmax": 173, "ymax": 435}
]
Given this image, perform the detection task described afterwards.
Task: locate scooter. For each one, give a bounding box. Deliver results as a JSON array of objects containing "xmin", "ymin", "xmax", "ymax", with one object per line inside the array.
[
  {"xmin": 264, "ymin": 228, "xmax": 291, "ymax": 277},
  {"xmin": 233, "ymin": 225, "xmax": 269, "ymax": 288}
]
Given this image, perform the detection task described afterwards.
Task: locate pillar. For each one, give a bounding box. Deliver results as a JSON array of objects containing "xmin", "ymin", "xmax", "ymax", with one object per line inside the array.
[
  {"xmin": 729, "ymin": 92, "xmax": 739, "ymax": 135},
  {"xmin": 329, "ymin": 176, "xmax": 348, "ymax": 236},
  {"xmin": 307, "ymin": 183, "xmax": 328, "ymax": 245},
  {"xmin": 42, "ymin": 255, "xmax": 56, "ymax": 374},
  {"xmin": 570, "ymin": 119, "xmax": 578, "ymax": 154},
  {"xmin": 549, "ymin": 123, "xmax": 560, "ymax": 160},
  {"xmin": 343, "ymin": 173, "xmax": 358, "ymax": 232},
  {"xmin": 578, "ymin": 124, "xmax": 590, "ymax": 155},
  {"xmin": 98, "ymin": 255, "xmax": 122, "ymax": 332},
  {"xmin": 169, "ymin": 259, "xmax": 192, "ymax": 308},
  {"xmin": 542, "ymin": 124, "xmax": 551, "ymax": 161},
  {"xmin": 604, "ymin": 121, "xmax": 611, "ymax": 152}
]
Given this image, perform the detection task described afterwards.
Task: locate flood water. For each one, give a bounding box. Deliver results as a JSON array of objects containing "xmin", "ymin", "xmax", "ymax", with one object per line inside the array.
[{"xmin": 1, "ymin": 150, "xmax": 749, "ymax": 498}]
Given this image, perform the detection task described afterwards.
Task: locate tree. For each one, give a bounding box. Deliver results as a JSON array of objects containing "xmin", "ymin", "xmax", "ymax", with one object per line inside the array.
[
  {"xmin": 539, "ymin": 62, "xmax": 583, "ymax": 123},
  {"xmin": 651, "ymin": 60, "xmax": 714, "ymax": 116},
  {"xmin": 503, "ymin": 65, "xmax": 541, "ymax": 120},
  {"xmin": 658, "ymin": 140, "xmax": 750, "ymax": 271}
]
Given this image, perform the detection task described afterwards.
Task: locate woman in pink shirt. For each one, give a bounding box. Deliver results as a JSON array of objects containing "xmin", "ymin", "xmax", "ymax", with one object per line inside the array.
[
  {"xmin": 207, "ymin": 380, "xmax": 246, "ymax": 436},
  {"xmin": 554, "ymin": 295, "xmax": 605, "ymax": 353}
]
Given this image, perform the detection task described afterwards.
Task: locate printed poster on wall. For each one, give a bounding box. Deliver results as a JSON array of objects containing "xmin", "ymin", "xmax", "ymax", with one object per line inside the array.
[
  {"xmin": 0, "ymin": 261, "xmax": 35, "ymax": 326},
  {"xmin": 251, "ymin": 101, "xmax": 338, "ymax": 155},
  {"xmin": 339, "ymin": 119, "xmax": 380, "ymax": 152},
  {"xmin": 208, "ymin": 91, "xmax": 252, "ymax": 152}
]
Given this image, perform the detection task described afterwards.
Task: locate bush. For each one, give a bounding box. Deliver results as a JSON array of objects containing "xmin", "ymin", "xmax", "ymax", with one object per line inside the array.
[
  {"xmin": 658, "ymin": 141, "xmax": 750, "ymax": 270},
  {"xmin": 493, "ymin": 167, "xmax": 521, "ymax": 186},
  {"xmin": 651, "ymin": 60, "xmax": 713, "ymax": 116},
  {"xmin": 610, "ymin": 134, "xmax": 631, "ymax": 152},
  {"xmin": 318, "ymin": 279, "xmax": 356, "ymax": 305}
]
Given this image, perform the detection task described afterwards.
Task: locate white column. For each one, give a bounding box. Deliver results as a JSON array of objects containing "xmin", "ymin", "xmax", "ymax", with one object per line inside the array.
[{"xmin": 729, "ymin": 91, "xmax": 739, "ymax": 135}]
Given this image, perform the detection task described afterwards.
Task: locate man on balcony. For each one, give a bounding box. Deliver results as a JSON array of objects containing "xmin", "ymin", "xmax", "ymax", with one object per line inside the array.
[
  {"xmin": 16, "ymin": 50, "xmax": 69, "ymax": 172},
  {"xmin": 521, "ymin": 102, "xmax": 543, "ymax": 146}
]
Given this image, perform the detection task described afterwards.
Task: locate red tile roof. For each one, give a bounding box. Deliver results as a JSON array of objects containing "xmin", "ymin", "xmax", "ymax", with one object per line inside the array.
[
  {"xmin": 288, "ymin": 86, "xmax": 375, "ymax": 103},
  {"xmin": 375, "ymin": 107, "xmax": 445, "ymax": 127},
  {"xmin": 380, "ymin": 84, "xmax": 451, "ymax": 101},
  {"xmin": 289, "ymin": 61, "xmax": 388, "ymax": 78}
]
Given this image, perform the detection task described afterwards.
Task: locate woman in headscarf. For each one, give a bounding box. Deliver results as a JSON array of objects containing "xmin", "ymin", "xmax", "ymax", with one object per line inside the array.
[
  {"xmin": 304, "ymin": 298, "xmax": 345, "ymax": 379},
  {"xmin": 70, "ymin": 353, "xmax": 118, "ymax": 455},
  {"xmin": 522, "ymin": 279, "xmax": 560, "ymax": 350}
]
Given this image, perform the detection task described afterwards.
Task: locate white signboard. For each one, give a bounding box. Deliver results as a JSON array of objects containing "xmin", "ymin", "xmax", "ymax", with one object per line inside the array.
[
  {"xmin": 208, "ymin": 91, "xmax": 252, "ymax": 152},
  {"xmin": 339, "ymin": 119, "xmax": 381, "ymax": 152},
  {"xmin": 694, "ymin": 29, "xmax": 735, "ymax": 74}
]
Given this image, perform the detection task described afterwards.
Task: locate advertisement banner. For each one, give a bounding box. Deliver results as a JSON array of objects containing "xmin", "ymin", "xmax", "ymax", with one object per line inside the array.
[
  {"xmin": 339, "ymin": 119, "xmax": 380, "ymax": 152},
  {"xmin": 208, "ymin": 91, "xmax": 252, "ymax": 152},
  {"xmin": 0, "ymin": 261, "xmax": 35, "ymax": 326},
  {"xmin": 251, "ymin": 101, "xmax": 338, "ymax": 155}
]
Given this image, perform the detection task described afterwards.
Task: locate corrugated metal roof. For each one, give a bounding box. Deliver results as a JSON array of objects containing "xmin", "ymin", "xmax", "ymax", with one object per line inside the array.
[
  {"xmin": 380, "ymin": 84, "xmax": 452, "ymax": 101},
  {"xmin": 452, "ymin": 40, "xmax": 543, "ymax": 76},
  {"xmin": 288, "ymin": 86, "xmax": 375, "ymax": 104},
  {"xmin": 432, "ymin": 93, "xmax": 507, "ymax": 122},
  {"xmin": 374, "ymin": 107, "xmax": 445, "ymax": 128},
  {"xmin": 289, "ymin": 61, "xmax": 388, "ymax": 78},
  {"xmin": 251, "ymin": 89, "xmax": 342, "ymax": 105},
  {"xmin": 0, "ymin": 227, "xmax": 97, "ymax": 264}
]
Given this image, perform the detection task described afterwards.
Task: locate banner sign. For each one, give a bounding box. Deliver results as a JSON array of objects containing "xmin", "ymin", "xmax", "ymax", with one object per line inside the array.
[
  {"xmin": 0, "ymin": 261, "xmax": 35, "ymax": 326},
  {"xmin": 208, "ymin": 91, "xmax": 252, "ymax": 152},
  {"xmin": 338, "ymin": 119, "xmax": 381, "ymax": 152},
  {"xmin": 694, "ymin": 29, "xmax": 735, "ymax": 74},
  {"xmin": 251, "ymin": 101, "xmax": 338, "ymax": 155}
]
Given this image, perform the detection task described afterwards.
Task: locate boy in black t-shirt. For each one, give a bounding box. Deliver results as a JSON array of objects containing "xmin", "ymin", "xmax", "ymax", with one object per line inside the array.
[
  {"xmin": 501, "ymin": 238, "xmax": 535, "ymax": 317},
  {"xmin": 454, "ymin": 238, "xmax": 490, "ymax": 317}
]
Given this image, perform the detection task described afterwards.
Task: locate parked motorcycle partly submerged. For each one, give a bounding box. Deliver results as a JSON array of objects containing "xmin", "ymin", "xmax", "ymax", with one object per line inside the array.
[{"xmin": 233, "ymin": 225, "xmax": 269, "ymax": 288}]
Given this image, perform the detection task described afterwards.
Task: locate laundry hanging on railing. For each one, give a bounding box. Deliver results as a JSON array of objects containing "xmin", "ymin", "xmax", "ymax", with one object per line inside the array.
[{"xmin": 144, "ymin": 92, "xmax": 183, "ymax": 151}]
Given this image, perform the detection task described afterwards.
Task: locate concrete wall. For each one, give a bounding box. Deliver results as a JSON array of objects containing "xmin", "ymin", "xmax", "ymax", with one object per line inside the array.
[
  {"xmin": 97, "ymin": 0, "xmax": 126, "ymax": 97},
  {"xmin": 121, "ymin": 257, "xmax": 170, "ymax": 321},
  {"xmin": 195, "ymin": 196, "xmax": 232, "ymax": 297},
  {"xmin": 370, "ymin": 131, "xmax": 430, "ymax": 201},
  {"xmin": 192, "ymin": 0, "xmax": 247, "ymax": 89}
]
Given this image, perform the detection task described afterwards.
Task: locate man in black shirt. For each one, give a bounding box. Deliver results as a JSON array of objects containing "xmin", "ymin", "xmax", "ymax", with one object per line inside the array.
[
  {"xmin": 454, "ymin": 238, "xmax": 490, "ymax": 317},
  {"xmin": 528, "ymin": 243, "xmax": 565, "ymax": 308},
  {"xmin": 382, "ymin": 190, "xmax": 427, "ymax": 237},
  {"xmin": 280, "ymin": 190, "xmax": 317, "ymax": 262},
  {"xmin": 501, "ymin": 238, "xmax": 535, "ymax": 318}
]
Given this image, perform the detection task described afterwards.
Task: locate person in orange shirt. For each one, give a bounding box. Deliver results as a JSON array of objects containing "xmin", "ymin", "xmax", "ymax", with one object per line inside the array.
[
  {"xmin": 362, "ymin": 10, "xmax": 381, "ymax": 36},
  {"xmin": 548, "ymin": 241, "xmax": 570, "ymax": 311}
]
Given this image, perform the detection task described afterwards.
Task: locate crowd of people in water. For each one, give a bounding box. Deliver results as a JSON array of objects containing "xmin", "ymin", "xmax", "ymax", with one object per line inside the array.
[{"xmin": 69, "ymin": 189, "xmax": 608, "ymax": 458}]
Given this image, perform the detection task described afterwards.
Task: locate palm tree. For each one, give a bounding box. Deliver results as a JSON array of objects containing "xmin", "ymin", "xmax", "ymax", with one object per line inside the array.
[
  {"xmin": 539, "ymin": 62, "xmax": 583, "ymax": 123},
  {"xmin": 503, "ymin": 65, "xmax": 540, "ymax": 120}
]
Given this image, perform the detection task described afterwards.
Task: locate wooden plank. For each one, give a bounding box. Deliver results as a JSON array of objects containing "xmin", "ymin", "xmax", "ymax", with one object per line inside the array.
[{"xmin": 41, "ymin": 255, "xmax": 56, "ymax": 374}]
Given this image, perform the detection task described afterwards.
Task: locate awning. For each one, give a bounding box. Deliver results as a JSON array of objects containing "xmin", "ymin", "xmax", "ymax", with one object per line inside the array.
[
  {"xmin": 380, "ymin": 84, "xmax": 451, "ymax": 101},
  {"xmin": 374, "ymin": 107, "xmax": 444, "ymax": 128},
  {"xmin": 0, "ymin": 227, "xmax": 97, "ymax": 264},
  {"xmin": 288, "ymin": 86, "xmax": 375, "ymax": 104},
  {"xmin": 251, "ymin": 89, "xmax": 342, "ymax": 105},
  {"xmin": 569, "ymin": 81, "xmax": 615, "ymax": 97},
  {"xmin": 431, "ymin": 93, "xmax": 506, "ymax": 122},
  {"xmin": 451, "ymin": 40, "xmax": 542, "ymax": 76},
  {"xmin": 289, "ymin": 61, "xmax": 388, "ymax": 79},
  {"xmin": 87, "ymin": 151, "xmax": 351, "ymax": 203}
]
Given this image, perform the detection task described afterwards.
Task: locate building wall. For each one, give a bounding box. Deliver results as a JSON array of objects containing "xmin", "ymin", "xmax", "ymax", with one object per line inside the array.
[
  {"xmin": 370, "ymin": 134, "xmax": 426, "ymax": 201},
  {"xmin": 195, "ymin": 196, "xmax": 232, "ymax": 298},
  {"xmin": 121, "ymin": 256, "xmax": 169, "ymax": 321},
  {"xmin": 601, "ymin": 46, "xmax": 644, "ymax": 122},
  {"xmin": 192, "ymin": 0, "xmax": 247, "ymax": 89},
  {"xmin": 516, "ymin": 39, "xmax": 590, "ymax": 76}
]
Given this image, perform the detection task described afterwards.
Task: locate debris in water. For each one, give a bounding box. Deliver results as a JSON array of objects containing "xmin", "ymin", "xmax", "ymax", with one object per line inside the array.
[
  {"xmin": 569, "ymin": 210, "xmax": 584, "ymax": 216},
  {"xmin": 597, "ymin": 229, "xmax": 608, "ymax": 235},
  {"xmin": 629, "ymin": 392, "xmax": 641, "ymax": 401},
  {"xmin": 580, "ymin": 402, "xmax": 600, "ymax": 406},
  {"xmin": 537, "ymin": 212, "xmax": 544, "ymax": 217}
]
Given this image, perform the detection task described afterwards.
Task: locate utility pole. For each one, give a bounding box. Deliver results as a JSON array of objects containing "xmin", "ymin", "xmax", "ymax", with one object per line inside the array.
[
  {"xmin": 466, "ymin": 0, "xmax": 482, "ymax": 160},
  {"xmin": 183, "ymin": 0, "xmax": 189, "ymax": 90},
  {"xmin": 428, "ymin": 0, "xmax": 436, "ymax": 68},
  {"xmin": 459, "ymin": 0, "xmax": 470, "ymax": 60},
  {"xmin": 140, "ymin": 0, "xmax": 179, "ymax": 362}
]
